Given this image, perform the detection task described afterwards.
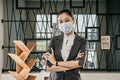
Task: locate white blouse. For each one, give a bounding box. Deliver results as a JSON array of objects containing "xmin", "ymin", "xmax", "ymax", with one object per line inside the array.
[{"xmin": 61, "ymin": 33, "xmax": 75, "ymax": 61}]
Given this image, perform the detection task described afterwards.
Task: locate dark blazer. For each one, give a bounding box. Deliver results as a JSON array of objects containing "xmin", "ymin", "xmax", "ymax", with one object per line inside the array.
[{"xmin": 47, "ymin": 33, "xmax": 87, "ymax": 80}]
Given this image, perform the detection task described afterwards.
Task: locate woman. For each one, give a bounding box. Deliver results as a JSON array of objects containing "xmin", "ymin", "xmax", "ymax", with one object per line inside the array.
[{"xmin": 45, "ymin": 9, "xmax": 87, "ymax": 80}]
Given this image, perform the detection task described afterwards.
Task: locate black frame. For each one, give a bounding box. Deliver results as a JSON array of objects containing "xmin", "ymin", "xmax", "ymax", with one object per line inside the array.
[
  {"xmin": 70, "ymin": 0, "xmax": 85, "ymax": 8},
  {"xmin": 16, "ymin": 0, "xmax": 42, "ymax": 9},
  {"xmin": 115, "ymin": 35, "xmax": 120, "ymax": 50},
  {"xmin": 96, "ymin": 0, "xmax": 120, "ymax": 15},
  {"xmin": 85, "ymin": 27, "xmax": 100, "ymax": 42}
]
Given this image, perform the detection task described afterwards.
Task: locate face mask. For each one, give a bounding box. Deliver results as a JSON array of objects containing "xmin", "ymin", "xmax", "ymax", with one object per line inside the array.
[{"xmin": 59, "ymin": 22, "xmax": 73, "ymax": 34}]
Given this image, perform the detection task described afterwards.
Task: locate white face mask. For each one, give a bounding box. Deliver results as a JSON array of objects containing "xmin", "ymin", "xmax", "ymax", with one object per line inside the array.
[{"xmin": 59, "ymin": 22, "xmax": 73, "ymax": 34}]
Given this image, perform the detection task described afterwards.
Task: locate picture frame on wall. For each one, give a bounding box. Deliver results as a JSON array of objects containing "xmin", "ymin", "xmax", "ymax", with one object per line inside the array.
[
  {"xmin": 85, "ymin": 27, "xmax": 100, "ymax": 42},
  {"xmin": 101, "ymin": 35, "xmax": 110, "ymax": 50}
]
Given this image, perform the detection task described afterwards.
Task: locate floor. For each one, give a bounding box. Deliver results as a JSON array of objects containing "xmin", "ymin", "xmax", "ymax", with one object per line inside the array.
[{"xmin": 1, "ymin": 72, "xmax": 120, "ymax": 80}]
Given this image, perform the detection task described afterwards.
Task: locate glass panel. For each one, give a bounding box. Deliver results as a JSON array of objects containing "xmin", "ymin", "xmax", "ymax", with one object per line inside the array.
[{"xmin": 36, "ymin": 40, "xmax": 46, "ymax": 51}]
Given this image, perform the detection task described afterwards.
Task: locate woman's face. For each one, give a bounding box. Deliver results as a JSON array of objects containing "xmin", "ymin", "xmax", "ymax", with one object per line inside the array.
[
  {"xmin": 57, "ymin": 13, "xmax": 74, "ymax": 24},
  {"xmin": 57, "ymin": 13, "xmax": 75, "ymax": 35}
]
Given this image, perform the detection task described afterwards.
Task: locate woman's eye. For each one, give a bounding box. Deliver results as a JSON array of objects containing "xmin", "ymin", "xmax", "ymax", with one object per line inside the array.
[
  {"xmin": 59, "ymin": 21, "xmax": 63, "ymax": 23},
  {"xmin": 65, "ymin": 20, "xmax": 70, "ymax": 22}
]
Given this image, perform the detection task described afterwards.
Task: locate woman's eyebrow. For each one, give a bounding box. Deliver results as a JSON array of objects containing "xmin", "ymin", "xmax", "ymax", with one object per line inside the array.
[
  {"xmin": 58, "ymin": 20, "xmax": 62, "ymax": 22},
  {"xmin": 58, "ymin": 18, "xmax": 70, "ymax": 22},
  {"xmin": 64, "ymin": 18, "xmax": 70, "ymax": 20}
]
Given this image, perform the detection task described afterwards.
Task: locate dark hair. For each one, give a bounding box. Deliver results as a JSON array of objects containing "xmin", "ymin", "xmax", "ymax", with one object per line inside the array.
[{"xmin": 57, "ymin": 9, "xmax": 74, "ymax": 19}]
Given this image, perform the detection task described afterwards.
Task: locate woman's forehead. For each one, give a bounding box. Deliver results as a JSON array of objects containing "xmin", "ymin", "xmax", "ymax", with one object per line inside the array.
[{"xmin": 58, "ymin": 13, "xmax": 72, "ymax": 20}]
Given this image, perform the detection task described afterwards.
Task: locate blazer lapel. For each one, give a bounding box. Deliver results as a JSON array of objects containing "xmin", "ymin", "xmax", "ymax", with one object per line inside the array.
[
  {"xmin": 55, "ymin": 35, "xmax": 64, "ymax": 61},
  {"xmin": 67, "ymin": 34, "xmax": 81, "ymax": 61}
]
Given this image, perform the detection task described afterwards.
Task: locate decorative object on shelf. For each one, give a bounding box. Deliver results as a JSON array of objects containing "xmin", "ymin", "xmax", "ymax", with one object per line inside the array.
[{"xmin": 8, "ymin": 40, "xmax": 36, "ymax": 80}]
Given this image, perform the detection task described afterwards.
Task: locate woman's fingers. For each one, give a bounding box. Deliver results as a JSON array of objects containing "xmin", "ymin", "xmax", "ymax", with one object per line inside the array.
[
  {"xmin": 46, "ymin": 53, "xmax": 50, "ymax": 56},
  {"xmin": 44, "ymin": 49, "xmax": 56, "ymax": 64},
  {"xmin": 43, "ymin": 53, "xmax": 50, "ymax": 59},
  {"xmin": 51, "ymin": 48, "xmax": 54, "ymax": 55},
  {"xmin": 77, "ymin": 53, "xmax": 85, "ymax": 58}
]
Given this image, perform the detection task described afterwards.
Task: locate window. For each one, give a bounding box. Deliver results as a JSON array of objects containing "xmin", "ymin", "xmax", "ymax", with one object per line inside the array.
[{"xmin": 36, "ymin": 15, "xmax": 52, "ymax": 52}]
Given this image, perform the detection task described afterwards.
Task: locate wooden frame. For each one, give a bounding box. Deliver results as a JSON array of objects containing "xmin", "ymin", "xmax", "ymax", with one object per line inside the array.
[{"xmin": 101, "ymin": 35, "xmax": 110, "ymax": 50}]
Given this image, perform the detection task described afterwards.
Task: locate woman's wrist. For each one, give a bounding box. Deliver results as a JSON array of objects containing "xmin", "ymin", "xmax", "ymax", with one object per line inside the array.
[
  {"xmin": 56, "ymin": 61, "xmax": 58, "ymax": 66},
  {"xmin": 52, "ymin": 61, "xmax": 56, "ymax": 65}
]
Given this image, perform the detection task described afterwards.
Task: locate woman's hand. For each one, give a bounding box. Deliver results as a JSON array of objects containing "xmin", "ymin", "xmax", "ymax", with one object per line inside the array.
[
  {"xmin": 76, "ymin": 50, "xmax": 85, "ymax": 59},
  {"xmin": 45, "ymin": 48, "xmax": 56, "ymax": 65}
]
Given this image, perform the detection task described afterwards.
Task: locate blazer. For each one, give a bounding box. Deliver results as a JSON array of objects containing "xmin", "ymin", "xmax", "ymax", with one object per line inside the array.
[{"xmin": 47, "ymin": 33, "xmax": 87, "ymax": 80}]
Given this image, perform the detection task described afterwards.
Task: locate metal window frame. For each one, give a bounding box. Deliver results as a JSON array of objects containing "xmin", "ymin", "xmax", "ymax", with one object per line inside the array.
[
  {"xmin": 70, "ymin": 0, "xmax": 85, "ymax": 8},
  {"xmin": 16, "ymin": 0, "xmax": 42, "ymax": 9}
]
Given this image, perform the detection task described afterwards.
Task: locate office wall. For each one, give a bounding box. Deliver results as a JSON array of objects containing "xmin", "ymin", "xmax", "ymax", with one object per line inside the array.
[{"xmin": 107, "ymin": 0, "xmax": 120, "ymax": 69}]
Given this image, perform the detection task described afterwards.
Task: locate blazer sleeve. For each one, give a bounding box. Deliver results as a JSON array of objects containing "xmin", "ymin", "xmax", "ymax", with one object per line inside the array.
[
  {"xmin": 78, "ymin": 38, "xmax": 88, "ymax": 68},
  {"xmin": 46, "ymin": 37, "xmax": 55, "ymax": 67}
]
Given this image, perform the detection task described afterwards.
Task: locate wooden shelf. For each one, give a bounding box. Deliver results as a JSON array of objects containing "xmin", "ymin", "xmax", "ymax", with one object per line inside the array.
[
  {"xmin": 8, "ymin": 40, "xmax": 36, "ymax": 80},
  {"xmin": 8, "ymin": 54, "xmax": 29, "ymax": 69},
  {"xmin": 27, "ymin": 75, "xmax": 36, "ymax": 80},
  {"xmin": 26, "ymin": 59, "xmax": 36, "ymax": 69}
]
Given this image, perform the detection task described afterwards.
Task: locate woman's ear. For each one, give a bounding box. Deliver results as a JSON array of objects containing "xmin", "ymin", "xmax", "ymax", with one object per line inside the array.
[
  {"xmin": 72, "ymin": 19, "xmax": 76, "ymax": 29},
  {"xmin": 73, "ymin": 19, "xmax": 76, "ymax": 24},
  {"xmin": 73, "ymin": 19, "xmax": 77, "ymax": 26}
]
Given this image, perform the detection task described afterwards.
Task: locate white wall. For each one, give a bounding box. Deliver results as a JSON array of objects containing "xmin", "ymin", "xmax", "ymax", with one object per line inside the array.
[{"xmin": 0, "ymin": 0, "xmax": 3, "ymax": 79}]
